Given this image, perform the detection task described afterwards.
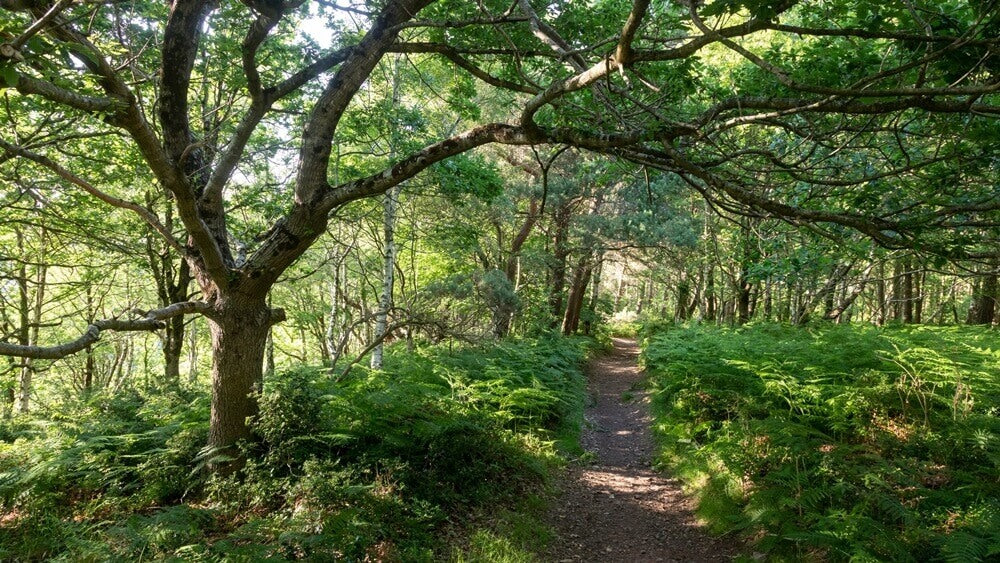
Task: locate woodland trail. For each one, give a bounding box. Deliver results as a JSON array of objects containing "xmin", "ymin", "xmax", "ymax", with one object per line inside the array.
[{"xmin": 546, "ymin": 337, "xmax": 737, "ymax": 562}]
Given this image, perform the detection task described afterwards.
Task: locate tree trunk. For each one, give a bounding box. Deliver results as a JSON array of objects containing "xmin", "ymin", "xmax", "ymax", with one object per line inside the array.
[
  {"xmin": 735, "ymin": 219, "xmax": 757, "ymax": 325},
  {"xmin": 736, "ymin": 269, "xmax": 752, "ymax": 325},
  {"xmin": 635, "ymin": 280, "xmax": 646, "ymax": 315},
  {"xmin": 686, "ymin": 276, "xmax": 700, "ymax": 319},
  {"xmin": 836, "ymin": 281, "xmax": 850, "ymax": 323},
  {"xmin": 582, "ymin": 258, "xmax": 602, "ymax": 336},
  {"xmin": 903, "ymin": 258, "xmax": 914, "ymax": 324},
  {"xmin": 778, "ymin": 282, "xmax": 790, "ymax": 322},
  {"xmin": 187, "ymin": 318, "xmax": 199, "ymax": 385},
  {"xmin": 84, "ymin": 345, "xmax": 95, "ymax": 391},
  {"xmin": 875, "ymin": 262, "xmax": 887, "ymax": 325},
  {"xmin": 84, "ymin": 286, "xmax": 96, "ymax": 392},
  {"xmin": 796, "ymin": 263, "xmax": 852, "ymax": 325},
  {"xmin": 951, "ymin": 282, "xmax": 961, "ymax": 324},
  {"xmin": 371, "ymin": 184, "xmax": 400, "ymax": 370},
  {"xmin": 326, "ymin": 251, "xmax": 349, "ymax": 365},
  {"xmin": 146, "ymin": 203, "xmax": 192, "ymax": 385},
  {"xmin": 371, "ymin": 56, "xmax": 405, "ymax": 368},
  {"xmin": 645, "ymin": 280, "xmax": 654, "ymax": 315},
  {"xmin": 763, "ymin": 277, "xmax": 773, "ymax": 321},
  {"xmin": 491, "ymin": 302, "xmax": 515, "ymax": 339},
  {"xmin": 892, "ymin": 260, "xmax": 904, "ymax": 322},
  {"xmin": 15, "ymin": 255, "xmax": 30, "ymax": 414},
  {"xmin": 549, "ymin": 206, "xmax": 571, "ymax": 326},
  {"xmin": 914, "ymin": 268, "xmax": 924, "ymax": 324},
  {"xmin": 16, "ymin": 227, "xmax": 46, "ymax": 414},
  {"xmin": 562, "ymin": 259, "xmax": 592, "ymax": 335},
  {"xmin": 614, "ymin": 269, "xmax": 625, "ymax": 312},
  {"xmin": 326, "ymin": 278, "xmax": 339, "ymax": 366},
  {"xmin": 825, "ymin": 262, "xmax": 876, "ymax": 322},
  {"xmin": 163, "ymin": 315, "xmax": 185, "ymax": 382},
  {"xmin": 206, "ymin": 296, "xmax": 275, "ymax": 455},
  {"xmin": 264, "ymin": 329, "xmax": 276, "ymax": 379},
  {"xmin": 675, "ymin": 277, "xmax": 691, "ymax": 321},
  {"xmin": 704, "ymin": 265, "xmax": 716, "ymax": 321},
  {"xmin": 164, "ymin": 260, "xmax": 191, "ymax": 384},
  {"xmin": 162, "ymin": 261, "xmax": 192, "ymax": 384},
  {"xmin": 4, "ymin": 367, "xmax": 13, "ymax": 418},
  {"xmin": 968, "ymin": 263, "xmax": 998, "ymax": 325},
  {"xmin": 823, "ymin": 282, "xmax": 836, "ymax": 319}
]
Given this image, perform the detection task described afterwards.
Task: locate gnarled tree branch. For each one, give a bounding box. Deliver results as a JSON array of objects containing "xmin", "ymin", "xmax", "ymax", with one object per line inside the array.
[{"xmin": 0, "ymin": 301, "xmax": 210, "ymax": 360}]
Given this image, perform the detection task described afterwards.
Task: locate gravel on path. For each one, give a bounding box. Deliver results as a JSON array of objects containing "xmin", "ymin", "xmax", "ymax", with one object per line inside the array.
[{"xmin": 546, "ymin": 337, "xmax": 738, "ymax": 563}]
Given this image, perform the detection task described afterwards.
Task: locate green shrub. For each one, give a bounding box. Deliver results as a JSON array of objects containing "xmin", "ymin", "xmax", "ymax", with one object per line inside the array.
[{"xmin": 0, "ymin": 336, "xmax": 592, "ymax": 560}]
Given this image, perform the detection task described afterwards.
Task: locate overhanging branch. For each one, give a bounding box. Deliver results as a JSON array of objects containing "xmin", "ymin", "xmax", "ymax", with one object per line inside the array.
[{"xmin": 0, "ymin": 301, "xmax": 210, "ymax": 360}]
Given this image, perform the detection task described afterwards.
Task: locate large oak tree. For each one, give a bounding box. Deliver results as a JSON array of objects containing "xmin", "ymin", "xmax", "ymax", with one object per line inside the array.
[{"xmin": 0, "ymin": 0, "xmax": 997, "ymax": 457}]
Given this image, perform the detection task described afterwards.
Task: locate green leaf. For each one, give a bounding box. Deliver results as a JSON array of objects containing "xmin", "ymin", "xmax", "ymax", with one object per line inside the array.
[{"xmin": 0, "ymin": 63, "xmax": 18, "ymax": 88}]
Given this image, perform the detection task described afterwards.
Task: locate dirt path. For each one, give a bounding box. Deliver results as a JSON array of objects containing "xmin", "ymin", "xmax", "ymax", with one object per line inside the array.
[{"xmin": 546, "ymin": 337, "xmax": 737, "ymax": 562}]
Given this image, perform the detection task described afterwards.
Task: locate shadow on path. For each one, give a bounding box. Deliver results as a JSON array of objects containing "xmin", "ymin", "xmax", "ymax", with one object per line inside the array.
[{"xmin": 546, "ymin": 337, "xmax": 737, "ymax": 562}]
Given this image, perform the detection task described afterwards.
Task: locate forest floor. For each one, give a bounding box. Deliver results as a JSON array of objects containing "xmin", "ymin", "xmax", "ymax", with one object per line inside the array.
[{"xmin": 546, "ymin": 337, "xmax": 738, "ymax": 562}]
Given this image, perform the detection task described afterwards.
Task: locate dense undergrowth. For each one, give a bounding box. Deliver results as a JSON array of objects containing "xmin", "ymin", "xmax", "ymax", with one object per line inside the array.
[
  {"xmin": 642, "ymin": 323, "xmax": 1000, "ymax": 562},
  {"xmin": 0, "ymin": 336, "xmax": 593, "ymax": 561}
]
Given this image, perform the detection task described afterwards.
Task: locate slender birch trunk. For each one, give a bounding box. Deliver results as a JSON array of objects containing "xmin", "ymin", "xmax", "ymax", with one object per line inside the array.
[
  {"xmin": 371, "ymin": 56, "xmax": 403, "ymax": 370},
  {"xmin": 371, "ymin": 184, "xmax": 400, "ymax": 370}
]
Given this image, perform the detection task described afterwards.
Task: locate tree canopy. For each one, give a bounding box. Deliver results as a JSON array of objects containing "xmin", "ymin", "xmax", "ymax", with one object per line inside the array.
[{"xmin": 1, "ymin": 0, "xmax": 998, "ymax": 453}]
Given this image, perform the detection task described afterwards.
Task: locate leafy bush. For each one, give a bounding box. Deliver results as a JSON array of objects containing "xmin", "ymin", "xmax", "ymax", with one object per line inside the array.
[
  {"xmin": 642, "ymin": 323, "xmax": 1000, "ymax": 562},
  {"xmin": 0, "ymin": 336, "xmax": 592, "ymax": 560}
]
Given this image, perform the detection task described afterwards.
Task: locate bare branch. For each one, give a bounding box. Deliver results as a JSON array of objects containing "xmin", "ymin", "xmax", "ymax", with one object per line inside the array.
[
  {"xmin": 516, "ymin": 0, "xmax": 587, "ymax": 71},
  {"xmin": 697, "ymin": 97, "xmax": 1000, "ymax": 131},
  {"xmin": 767, "ymin": 23, "xmax": 999, "ymax": 45},
  {"xmin": 242, "ymin": 12, "xmax": 282, "ymax": 101},
  {"xmin": 19, "ymin": 0, "xmax": 234, "ymax": 290},
  {"xmin": 392, "ymin": 42, "xmax": 539, "ymax": 94},
  {"xmin": 296, "ymin": 0, "xmax": 433, "ymax": 202},
  {"xmin": 616, "ymin": 0, "xmax": 650, "ymax": 64},
  {"xmin": 395, "ymin": 15, "xmax": 529, "ymax": 30},
  {"xmin": 8, "ymin": 0, "xmax": 73, "ymax": 50},
  {"xmin": 14, "ymin": 75, "xmax": 124, "ymax": 114},
  {"xmin": 271, "ymin": 45, "xmax": 357, "ymax": 100},
  {"xmin": 159, "ymin": 0, "xmax": 215, "ymax": 180},
  {"xmin": 0, "ymin": 301, "xmax": 210, "ymax": 360},
  {"xmin": 202, "ymin": 44, "xmax": 357, "ymax": 204}
]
